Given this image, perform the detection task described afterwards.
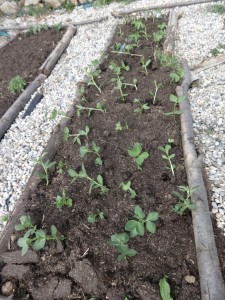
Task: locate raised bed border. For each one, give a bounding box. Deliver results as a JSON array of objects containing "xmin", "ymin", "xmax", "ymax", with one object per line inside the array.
[
  {"xmin": 0, "ymin": 25, "xmax": 76, "ymax": 141},
  {"xmin": 0, "ymin": 9, "xmax": 224, "ymax": 299}
]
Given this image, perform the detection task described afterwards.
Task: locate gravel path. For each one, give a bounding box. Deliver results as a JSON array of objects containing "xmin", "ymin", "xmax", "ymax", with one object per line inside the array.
[{"xmin": 0, "ymin": 0, "xmax": 225, "ymax": 234}]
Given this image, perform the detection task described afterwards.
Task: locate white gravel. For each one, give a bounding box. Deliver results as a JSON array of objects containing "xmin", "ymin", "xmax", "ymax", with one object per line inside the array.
[{"xmin": 0, "ymin": 0, "xmax": 225, "ymax": 234}]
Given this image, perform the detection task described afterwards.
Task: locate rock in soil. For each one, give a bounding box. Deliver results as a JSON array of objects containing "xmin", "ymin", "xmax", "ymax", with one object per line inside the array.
[
  {"xmin": 1, "ymin": 249, "xmax": 39, "ymax": 264},
  {"xmin": 1, "ymin": 281, "xmax": 14, "ymax": 296},
  {"xmin": 106, "ymin": 287, "xmax": 125, "ymax": 300},
  {"xmin": 1, "ymin": 264, "xmax": 30, "ymax": 280}
]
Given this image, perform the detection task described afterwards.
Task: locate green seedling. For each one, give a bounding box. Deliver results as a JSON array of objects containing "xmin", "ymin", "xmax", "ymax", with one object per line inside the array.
[
  {"xmin": 210, "ymin": 48, "xmax": 220, "ymax": 57},
  {"xmin": 207, "ymin": 3, "xmax": 225, "ymax": 14},
  {"xmin": 120, "ymin": 181, "xmax": 137, "ymax": 199},
  {"xmin": 150, "ymin": 80, "xmax": 162, "ymax": 105},
  {"xmin": 164, "ymin": 94, "xmax": 185, "ymax": 120},
  {"xmin": 56, "ymin": 160, "xmax": 65, "ymax": 175},
  {"xmin": 140, "ymin": 57, "xmax": 151, "ymax": 75},
  {"xmin": 50, "ymin": 108, "xmax": 70, "ymax": 120},
  {"xmin": 132, "ymin": 19, "xmax": 145, "ymax": 31},
  {"xmin": 0, "ymin": 215, "xmax": 9, "ymax": 225},
  {"xmin": 52, "ymin": 22, "xmax": 62, "ymax": 32},
  {"xmin": 128, "ymin": 32, "xmax": 141, "ymax": 43},
  {"xmin": 158, "ymin": 139, "xmax": 176, "ymax": 176},
  {"xmin": 8, "ymin": 76, "xmax": 26, "ymax": 93},
  {"xmin": 85, "ymin": 59, "xmax": 102, "ymax": 93},
  {"xmin": 111, "ymin": 76, "xmax": 128, "ymax": 100},
  {"xmin": 115, "ymin": 122, "xmax": 129, "ymax": 131},
  {"xmin": 109, "ymin": 61, "xmax": 130, "ymax": 76},
  {"xmin": 80, "ymin": 142, "xmax": 103, "ymax": 166},
  {"xmin": 128, "ymin": 143, "xmax": 149, "ymax": 170},
  {"xmin": 54, "ymin": 189, "xmax": 72, "ymax": 209},
  {"xmin": 76, "ymin": 102, "xmax": 106, "ymax": 117},
  {"xmin": 61, "ymin": 0, "xmax": 75, "ymax": 11},
  {"xmin": 159, "ymin": 276, "xmax": 173, "ymax": 300},
  {"xmin": 88, "ymin": 210, "xmax": 104, "ymax": 224},
  {"xmin": 15, "ymin": 216, "xmax": 64, "ymax": 256},
  {"xmin": 157, "ymin": 22, "xmax": 167, "ymax": 30},
  {"xmin": 35, "ymin": 152, "xmax": 56, "ymax": 186},
  {"xmin": 27, "ymin": 24, "xmax": 48, "ymax": 35},
  {"xmin": 172, "ymin": 185, "xmax": 197, "ymax": 215},
  {"xmin": 169, "ymin": 66, "xmax": 184, "ymax": 83},
  {"xmin": 77, "ymin": 85, "xmax": 88, "ymax": 103},
  {"xmin": 153, "ymin": 29, "xmax": 165, "ymax": 44},
  {"xmin": 125, "ymin": 78, "xmax": 138, "ymax": 90},
  {"xmin": 133, "ymin": 98, "xmax": 150, "ymax": 113},
  {"xmin": 64, "ymin": 126, "xmax": 89, "ymax": 145},
  {"xmin": 68, "ymin": 164, "xmax": 108, "ymax": 194},
  {"xmin": 125, "ymin": 205, "xmax": 159, "ymax": 237},
  {"xmin": 108, "ymin": 233, "xmax": 137, "ymax": 261}
]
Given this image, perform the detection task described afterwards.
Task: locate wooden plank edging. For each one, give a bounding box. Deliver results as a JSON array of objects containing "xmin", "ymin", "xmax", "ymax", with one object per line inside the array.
[{"xmin": 0, "ymin": 74, "xmax": 46, "ymax": 141}]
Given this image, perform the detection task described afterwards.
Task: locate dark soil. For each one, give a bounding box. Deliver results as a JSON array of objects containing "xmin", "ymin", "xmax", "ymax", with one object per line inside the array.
[
  {"xmin": 0, "ymin": 17, "xmax": 214, "ymax": 300},
  {"xmin": 0, "ymin": 28, "xmax": 64, "ymax": 118}
]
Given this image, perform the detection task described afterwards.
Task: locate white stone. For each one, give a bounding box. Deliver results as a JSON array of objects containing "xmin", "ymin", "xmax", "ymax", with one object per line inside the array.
[{"xmin": 0, "ymin": 1, "xmax": 17, "ymax": 14}]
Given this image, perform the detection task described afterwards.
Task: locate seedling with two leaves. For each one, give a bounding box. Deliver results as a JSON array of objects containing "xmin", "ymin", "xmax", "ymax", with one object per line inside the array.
[
  {"xmin": 170, "ymin": 66, "xmax": 184, "ymax": 83},
  {"xmin": 108, "ymin": 233, "xmax": 137, "ymax": 261},
  {"xmin": 131, "ymin": 19, "xmax": 149, "ymax": 40},
  {"xmin": 140, "ymin": 57, "xmax": 151, "ymax": 75},
  {"xmin": 120, "ymin": 181, "xmax": 137, "ymax": 199},
  {"xmin": 109, "ymin": 61, "xmax": 130, "ymax": 76},
  {"xmin": 172, "ymin": 185, "xmax": 197, "ymax": 215},
  {"xmin": 54, "ymin": 189, "xmax": 72, "ymax": 209},
  {"xmin": 111, "ymin": 76, "xmax": 128, "ymax": 101},
  {"xmin": 164, "ymin": 94, "xmax": 185, "ymax": 121},
  {"xmin": 35, "ymin": 152, "xmax": 56, "ymax": 186},
  {"xmin": 158, "ymin": 139, "xmax": 176, "ymax": 176},
  {"xmin": 85, "ymin": 59, "xmax": 102, "ymax": 93},
  {"xmin": 128, "ymin": 143, "xmax": 149, "ymax": 170},
  {"xmin": 115, "ymin": 122, "xmax": 129, "ymax": 131},
  {"xmin": 56, "ymin": 160, "xmax": 65, "ymax": 175},
  {"xmin": 76, "ymin": 102, "xmax": 106, "ymax": 117},
  {"xmin": 80, "ymin": 142, "xmax": 103, "ymax": 166},
  {"xmin": 15, "ymin": 216, "xmax": 64, "ymax": 256},
  {"xmin": 50, "ymin": 108, "xmax": 70, "ymax": 120},
  {"xmin": 63, "ymin": 126, "xmax": 89, "ymax": 145},
  {"xmin": 133, "ymin": 98, "xmax": 150, "ymax": 113},
  {"xmin": 68, "ymin": 164, "xmax": 108, "ymax": 194},
  {"xmin": 150, "ymin": 80, "xmax": 162, "ymax": 105},
  {"xmin": 125, "ymin": 205, "xmax": 159, "ymax": 237},
  {"xmin": 88, "ymin": 210, "xmax": 104, "ymax": 224}
]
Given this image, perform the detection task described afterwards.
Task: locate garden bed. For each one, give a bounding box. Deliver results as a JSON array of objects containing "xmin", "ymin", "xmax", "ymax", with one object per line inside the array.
[
  {"xmin": 0, "ymin": 27, "xmax": 65, "ymax": 119},
  {"xmin": 0, "ymin": 16, "xmax": 224, "ymax": 300}
]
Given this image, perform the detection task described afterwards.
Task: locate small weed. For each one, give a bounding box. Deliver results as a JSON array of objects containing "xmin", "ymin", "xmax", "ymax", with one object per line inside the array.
[
  {"xmin": 76, "ymin": 102, "xmax": 106, "ymax": 117},
  {"xmin": 26, "ymin": 5, "xmax": 51, "ymax": 17},
  {"xmin": 120, "ymin": 181, "xmax": 137, "ymax": 199},
  {"xmin": 133, "ymin": 98, "xmax": 150, "ymax": 113},
  {"xmin": 125, "ymin": 78, "xmax": 138, "ymax": 90},
  {"xmin": 85, "ymin": 59, "xmax": 102, "ymax": 93},
  {"xmin": 52, "ymin": 23, "xmax": 62, "ymax": 32},
  {"xmin": 27, "ymin": 24, "xmax": 48, "ymax": 35},
  {"xmin": 56, "ymin": 160, "xmax": 65, "ymax": 175},
  {"xmin": 172, "ymin": 185, "xmax": 197, "ymax": 215},
  {"xmin": 128, "ymin": 32, "xmax": 141, "ymax": 43},
  {"xmin": 111, "ymin": 76, "xmax": 128, "ymax": 101},
  {"xmin": 109, "ymin": 61, "xmax": 130, "ymax": 76},
  {"xmin": 207, "ymin": 3, "xmax": 225, "ymax": 14},
  {"xmin": 0, "ymin": 215, "xmax": 9, "ymax": 225},
  {"xmin": 68, "ymin": 164, "xmax": 108, "ymax": 194},
  {"xmin": 159, "ymin": 276, "xmax": 173, "ymax": 300},
  {"xmin": 115, "ymin": 122, "xmax": 129, "ymax": 131},
  {"xmin": 128, "ymin": 143, "xmax": 149, "ymax": 170},
  {"xmin": 125, "ymin": 205, "xmax": 159, "ymax": 237},
  {"xmin": 35, "ymin": 152, "xmax": 56, "ymax": 186},
  {"xmin": 50, "ymin": 109, "xmax": 70, "ymax": 120},
  {"xmin": 15, "ymin": 216, "xmax": 64, "ymax": 256},
  {"xmin": 210, "ymin": 48, "xmax": 220, "ymax": 57},
  {"xmin": 8, "ymin": 76, "xmax": 26, "ymax": 94},
  {"xmin": 158, "ymin": 139, "xmax": 176, "ymax": 176},
  {"xmin": 61, "ymin": 0, "xmax": 75, "ymax": 11},
  {"xmin": 88, "ymin": 210, "xmax": 104, "ymax": 224},
  {"xmin": 108, "ymin": 233, "xmax": 137, "ymax": 261},
  {"xmin": 64, "ymin": 126, "xmax": 89, "ymax": 145},
  {"xmin": 54, "ymin": 189, "xmax": 72, "ymax": 209},
  {"xmin": 169, "ymin": 66, "xmax": 184, "ymax": 83},
  {"xmin": 164, "ymin": 94, "xmax": 185, "ymax": 121},
  {"xmin": 132, "ymin": 19, "xmax": 145, "ymax": 31},
  {"xmin": 150, "ymin": 80, "xmax": 162, "ymax": 105},
  {"xmin": 153, "ymin": 29, "xmax": 165, "ymax": 44},
  {"xmin": 80, "ymin": 142, "xmax": 103, "ymax": 166},
  {"xmin": 140, "ymin": 57, "xmax": 151, "ymax": 75}
]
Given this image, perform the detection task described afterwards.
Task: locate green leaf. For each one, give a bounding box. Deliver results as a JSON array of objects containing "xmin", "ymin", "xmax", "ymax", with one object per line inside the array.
[
  {"xmin": 32, "ymin": 238, "xmax": 46, "ymax": 251},
  {"xmin": 68, "ymin": 169, "xmax": 78, "ymax": 178},
  {"xmin": 67, "ymin": 198, "xmax": 73, "ymax": 208},
  {"xmin": 146, "ymin": 221, "xmax": 156, "ymax": 234},
  {"xmin": 125, "ymin": 248, "xmax": 137, "ymax": 257},
  {"xmin": 146, "ymin": 211, "xmax": 159, "ymax": 222},
  {"xmin": 88, "ymin": 214, "xmax": 96, "ymax": 224},
  {"xmin": 51, "ymin": 225, "xmax": 57, "ymax": 237},
  {"xmin": 97, "ymin": 175, "xmax": 103, "ymax": 185},
  {"xmin": 159, "ymin": 276, "xmax": 173, "ymax": 300},
  {"xmin": 95, "ymin": 157, "xmax": 103, "ymax": 166},
  {"xmin": 134, "ymin": 205, "xmax": 145, "ymax": 219},
  {"xmin": 80, "ymin": 145, "xmax": 89, "ymax": 158},
  {"xmin": 128, "ymin": 143, "xmax": 142, "ymax": 157},
  {"xmin": 125, "ymin": 220, "xmax": 144, "ymax": 237},
  {"xmin": 108, "ymin": 233, "xmax": 129, "ymax": 246},
  {"xmin": 136, "ymin": 152, "xmax": 149, "ymax": 167},
  {"xmin": 63, "ymin": 127, "xmax": 69, "ymax": 141},
  {"xmin": 169, "ymin": 94, "xmax": 177, "ymax": 103},
  {"xmin": 35, "ymin": 229, "xmax": 46, "ymax": 239}
]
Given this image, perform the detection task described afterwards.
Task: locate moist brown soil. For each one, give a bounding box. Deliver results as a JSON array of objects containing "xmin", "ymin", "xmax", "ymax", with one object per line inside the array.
[
  {"xmin": 1, "ymin": 17, "xmax": 221, "ymax": 300},
  {"xmin": 0, "ymin": 28, "xmax": 64, "ymax": 118}
]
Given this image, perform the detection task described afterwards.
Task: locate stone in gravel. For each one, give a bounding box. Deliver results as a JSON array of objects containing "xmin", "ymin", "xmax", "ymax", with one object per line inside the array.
[
  {"xmin": 69, "ymin": 259, "xmax": 99, "ymax": 294},
  {"xmin": 1, "ymin": 250, "xmax": 39, "ymax": 264},
  {"xmin": 1, "ymin": 281, "xmax": 14, "ymax": 296},
  {"xmin": 0, "ymin": 1, "xmax": 17, "ymax": 14},
  {"xmin": 185, "ymin": 275, "xmax": 196, "ymax": 284},
  {"xmin": 1, "ymin": 264, "xmax": 30, "ymax": 280},
  {"xmin": 31, "ymin": 278, "xmax": 72, "ymax": 300},
  {"xmin": 24, "ymin": 0, "xmax": 41, "ymax": 6},
  {"xmin": 106, "ymin": 287, "xmax": 125, "ymax": 300}
]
